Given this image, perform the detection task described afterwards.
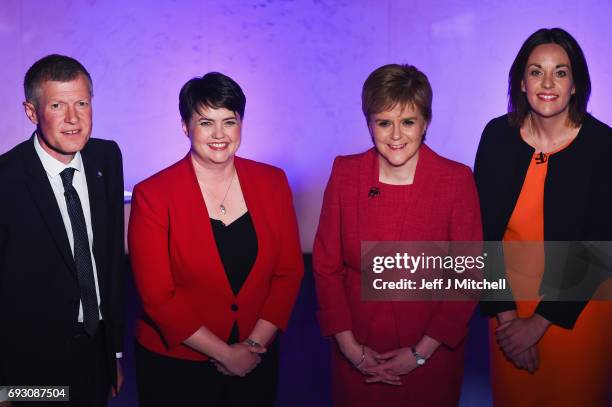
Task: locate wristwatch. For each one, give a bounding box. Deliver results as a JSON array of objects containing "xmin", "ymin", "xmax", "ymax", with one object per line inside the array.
[
  {"xmin": 411, "ymin": 347, "xmax": 427, "ymax": 366},
  {"xmin": 245, "ymin": 338, "xmax": 262, "ymax": 348}
]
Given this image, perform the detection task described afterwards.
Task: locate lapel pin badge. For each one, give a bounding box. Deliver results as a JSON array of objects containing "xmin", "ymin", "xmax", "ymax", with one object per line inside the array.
[
  {"xmin": 97, "ymin": 170, "xmax": 103, "ymax": 177},
  {"xmin": 368, "ymin": 186, "xmax": 380, "ymax": 198}
]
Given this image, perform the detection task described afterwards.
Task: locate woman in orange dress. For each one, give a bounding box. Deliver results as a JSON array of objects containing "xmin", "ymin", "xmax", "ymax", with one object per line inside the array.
[{"xmin": 474, "ymin": 28, "xmax": 612, "ymax": 406}]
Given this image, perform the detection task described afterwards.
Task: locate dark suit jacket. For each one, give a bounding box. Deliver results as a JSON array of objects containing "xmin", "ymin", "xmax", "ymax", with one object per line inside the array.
[
  {"xmin": 0, "ymin": 136, "xmax": 125, "ymax": 387},
  {"xmin": 128, "ymin": 154, "xmax": 304, "ymax": 360},
  {"xmin": 474, "ymin": 113, "xmax": 612, "ymax": 328}
]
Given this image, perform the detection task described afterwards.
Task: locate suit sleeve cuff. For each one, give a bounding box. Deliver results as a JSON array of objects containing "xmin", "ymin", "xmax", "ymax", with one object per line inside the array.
[
  {"xmin": 317, "ymin": 307, "xmax": 353, "ymax": 337},
  {"xmin": 479, "ymin": 301, "xmax": 517, "ymax": 317},
  {"xmin": 259, "ymin": 301, "xmax": 296, "ymax": 332},
  {"xmin": 145, "ymin": 293, "xmax": 203, "ymax": 348},
  {"xmin": 424, "ymin": 312, "xmax": 470, "ymax": 349},
  {"xmin": 535, "ymin": 301, "xmax": 587, "ymax": 330}
]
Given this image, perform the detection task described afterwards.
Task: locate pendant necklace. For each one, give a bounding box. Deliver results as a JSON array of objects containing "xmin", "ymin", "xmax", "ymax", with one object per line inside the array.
[{"xmin": 219, "ymin": 169, "xmax": 235, "ymax": 216}]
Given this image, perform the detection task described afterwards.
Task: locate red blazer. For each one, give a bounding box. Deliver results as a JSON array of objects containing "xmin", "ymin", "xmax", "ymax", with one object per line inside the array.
[
  {"xmin": 313, "ymin": 145, "xmax": 482, "ymax": 350},
  {"xmin": 128, "ymin": 155, "xmax": 304, "ymax": 360}
]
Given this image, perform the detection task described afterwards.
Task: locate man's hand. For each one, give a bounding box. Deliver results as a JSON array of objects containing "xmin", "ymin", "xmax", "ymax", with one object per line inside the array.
[
  {"xmin": 109, "ymin": 359, "xmax": 124, "ymax": 398},
  {"xmin": 0, "ymin": 385, "xmax": 9, "ymax": 406}
]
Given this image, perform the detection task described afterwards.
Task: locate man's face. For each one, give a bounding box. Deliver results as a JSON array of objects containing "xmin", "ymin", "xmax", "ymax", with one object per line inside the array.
[{"xmin": 24, "ymin": 74, "xmax": 92, "ymax": 164}]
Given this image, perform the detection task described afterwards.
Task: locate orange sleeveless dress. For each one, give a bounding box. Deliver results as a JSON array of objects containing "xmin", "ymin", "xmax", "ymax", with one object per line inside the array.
[{"xmin": 489, "ymin": 146, "xmax": 612, "ymax": 406}]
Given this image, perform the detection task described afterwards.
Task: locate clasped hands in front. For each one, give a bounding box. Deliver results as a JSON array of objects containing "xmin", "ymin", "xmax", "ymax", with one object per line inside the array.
[
  {"xmin": 212, "ymin": 342, "xmax": 267, "ymax": 377},
  {"xmin": 495, "ymin": 310, "xmax": 550, "ymax": 374},
  {"xmin": 342, "ymin": 342, "xmax": 421, "ymax": 386}
]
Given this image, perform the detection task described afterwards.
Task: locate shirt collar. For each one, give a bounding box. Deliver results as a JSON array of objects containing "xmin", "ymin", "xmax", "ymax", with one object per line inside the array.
[{"xmin": 33, "ymin": 132, "xmax": 84, "ymax": 179}]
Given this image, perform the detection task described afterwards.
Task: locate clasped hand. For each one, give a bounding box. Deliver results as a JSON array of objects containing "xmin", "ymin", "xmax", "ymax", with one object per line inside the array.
[
  {"xmin": 366, "ymin": 347, "xmax": 420, "ymax": 385},
  {"xmin": 212, "ymin": 342, "xmax": 266, "ymax": 376},
  {"xmin": 344, "ymin": 344, "xmax": 421, "ymax": 386},
  {"xmin": 496, "ymin": 314, "xmax": 549, "ymax": 373}
]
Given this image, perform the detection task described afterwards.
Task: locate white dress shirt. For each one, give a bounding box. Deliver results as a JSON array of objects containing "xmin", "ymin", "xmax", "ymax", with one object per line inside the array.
[{"xmin": 33, "ymin": 135, "xmax": 103, "ymax": 322}]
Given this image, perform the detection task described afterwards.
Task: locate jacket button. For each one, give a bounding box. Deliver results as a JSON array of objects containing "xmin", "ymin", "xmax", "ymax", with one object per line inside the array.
[{"xmin": 230, "ymin": 304, "xmax": 239, "ymax": 312}]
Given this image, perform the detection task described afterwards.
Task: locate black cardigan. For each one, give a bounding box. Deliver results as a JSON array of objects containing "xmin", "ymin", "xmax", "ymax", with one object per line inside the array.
[{"xmin": 474, "ymin": 113, "xmax": 612, "ymax": 329}]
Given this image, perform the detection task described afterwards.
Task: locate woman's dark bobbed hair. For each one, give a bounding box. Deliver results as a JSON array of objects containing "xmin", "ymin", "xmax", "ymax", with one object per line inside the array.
[{"xmin": 179, "ymin": 72, "xmax": 246, "ymax": 123}]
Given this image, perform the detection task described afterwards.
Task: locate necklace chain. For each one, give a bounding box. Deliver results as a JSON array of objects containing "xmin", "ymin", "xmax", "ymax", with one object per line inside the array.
[
  {"xmin": 218, "ymin": 169, "xmax": 235, "ymax": 216},
  {"xmin": 200, "ymin": 168, "xmax": 235, "ymax": 217}
]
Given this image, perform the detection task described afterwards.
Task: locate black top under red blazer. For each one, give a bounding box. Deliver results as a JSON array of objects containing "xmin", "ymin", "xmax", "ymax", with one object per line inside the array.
[
  {"xmin": 474, "ymin": 114, "xmax": 612, "ymax": 328},
  {"xmin": 128, "ymin": 155, "xmax": 304, "ymax": 360}
]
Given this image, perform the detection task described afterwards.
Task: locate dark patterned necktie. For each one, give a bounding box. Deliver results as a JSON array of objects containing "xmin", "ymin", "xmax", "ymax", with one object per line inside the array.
[{"xmin": 60, "ymin": 168, "xmax": 99, "ymax": 336}]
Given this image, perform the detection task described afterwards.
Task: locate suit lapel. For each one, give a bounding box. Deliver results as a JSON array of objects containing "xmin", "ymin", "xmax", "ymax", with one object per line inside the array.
[
  {"xmin": 398, "ymin": 143, "xmax": 435, "ymax": 239},
  {"xmin": 358, "ymin": 148, "xmax": 382, "ymax": 241},
  {"xmin": 498, "ymin": 129, "xmax": 533, "ymax": 240},
  {"xmin": 357, "ymin": 147, "xmax": 431, "ymax": 241},
  {"xmin": 81, "ymin": 144, "xmax": 109, "ymax": 300},
  {"xmin": 356, "ymin": 145, "xmax": 439, "ymax": 242},
  {"xmin": 180, "ymin": 155, "xmax": 275, "ymax": 301},
  {"xmin": 182, "ymin": 156, "xmax": 236, "ymax": 300},
  {"xmin": 21, "ymin": 137, "xmax": 76, "ymax": 276}
]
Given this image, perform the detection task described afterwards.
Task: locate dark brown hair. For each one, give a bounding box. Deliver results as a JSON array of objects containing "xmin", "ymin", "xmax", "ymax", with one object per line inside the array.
[
  {"xmin": 362, "ymin": 64, "xmax": 432, "ymax": 124},
  {"xmin": 508, "ymin": 28, "xmax": 590, "ymax": 127}
]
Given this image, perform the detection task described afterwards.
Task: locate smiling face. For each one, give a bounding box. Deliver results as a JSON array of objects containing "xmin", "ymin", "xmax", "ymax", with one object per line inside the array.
[
  {"xmin": 183, "ymin": 106, "xmax": 242, "ymax": 168},
  {"xmin": 521, "ymin": 43, "xmax": 575, "ymax": 120},
  {"xmin": 369, "ymin": 103, "xmax": 427, "ymax": 171},
  {"xmin": 24, "ymin": 74, "xmax": 93, "ymax": 164}
]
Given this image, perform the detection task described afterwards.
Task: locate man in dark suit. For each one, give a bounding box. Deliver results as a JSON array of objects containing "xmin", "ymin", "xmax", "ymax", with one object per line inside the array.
[{"xmin": 0, "ymin": 55, "xmax": 124, "ymax": 406}]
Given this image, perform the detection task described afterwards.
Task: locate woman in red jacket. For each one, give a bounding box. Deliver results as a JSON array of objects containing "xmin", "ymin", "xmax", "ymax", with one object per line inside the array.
[
  {"xmin": 128, "ymin": 72, "xmax": 304, "ymax": 406},
  {"xmin": 313, "ymin": 64, "xmax": 482, "ymax": 406}
]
